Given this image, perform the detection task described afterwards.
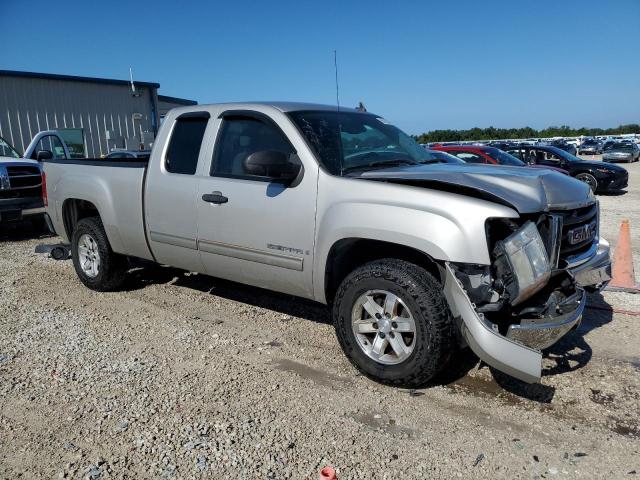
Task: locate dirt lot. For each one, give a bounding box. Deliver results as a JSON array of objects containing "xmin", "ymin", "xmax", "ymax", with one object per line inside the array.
[{"xmin": 1, "ymin": 159, "xmax": 639, "ymax": 479}]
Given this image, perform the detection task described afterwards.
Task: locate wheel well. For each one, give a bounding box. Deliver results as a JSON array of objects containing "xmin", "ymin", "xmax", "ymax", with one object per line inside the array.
[
  {"xmin": 324, "ymin": 238, "xmax": 442, "ymax": 304},
  {"xmin": 62, "ymin": 199, "xmax": 100, "ymax": 238}
]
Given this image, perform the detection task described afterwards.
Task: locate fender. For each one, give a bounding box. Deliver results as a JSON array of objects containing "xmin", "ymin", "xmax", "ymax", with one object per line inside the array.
[{"xmin": 312, "ymin": 176, "xmax": 519, "ymax": 303}]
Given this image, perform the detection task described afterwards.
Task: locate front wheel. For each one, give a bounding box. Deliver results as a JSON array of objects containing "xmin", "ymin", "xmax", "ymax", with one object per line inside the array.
[
  {"xmin": 71, "ymin": 217, "xmax": 128, "ymax": 291},
  {"xmin": 332, "ymin": 259, "xmax": 454, "ymax": 387},
  {"xmin": 575, "ymin": 173, "xmax": 598, "ymax": 192}
]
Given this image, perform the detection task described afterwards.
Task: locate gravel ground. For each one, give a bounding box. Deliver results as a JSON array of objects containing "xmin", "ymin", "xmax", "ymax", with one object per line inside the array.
[{"xmin": 1, "ymin": 158, "xmax": 639, "ymax": 479}]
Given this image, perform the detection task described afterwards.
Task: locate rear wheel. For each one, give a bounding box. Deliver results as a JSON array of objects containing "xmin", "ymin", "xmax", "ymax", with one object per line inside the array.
[
  {"xmin": 575, "ymin": 173, "xmax": 598, "ymax": 192},
  {"xmin": 71, "ymin": 217, "xmax": 127, "ymax": 291},
  {"xmin": 332, "ymin": 259, "xmax": 454, "ymax": 387}
]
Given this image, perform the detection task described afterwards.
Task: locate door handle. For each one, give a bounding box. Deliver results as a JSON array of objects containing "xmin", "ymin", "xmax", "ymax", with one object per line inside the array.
[{"xmin": 202, "ymin": 192, "xmax": 228, "ymax": 204}]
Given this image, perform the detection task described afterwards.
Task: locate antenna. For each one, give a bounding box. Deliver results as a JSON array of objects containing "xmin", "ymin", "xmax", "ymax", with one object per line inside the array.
[
  {"xmin": 129, "ymin": 67, "xmax": 140, "ymax": 97},
  {"xmin": 334, "ymin": 50, "xmax": 340, "ymax": 111}
]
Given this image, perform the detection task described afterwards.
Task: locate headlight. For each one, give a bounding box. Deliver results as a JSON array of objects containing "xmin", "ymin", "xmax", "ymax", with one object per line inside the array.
[{"xmin": 494, "ymin": 221, "xmax": 551, "ymax": 305}]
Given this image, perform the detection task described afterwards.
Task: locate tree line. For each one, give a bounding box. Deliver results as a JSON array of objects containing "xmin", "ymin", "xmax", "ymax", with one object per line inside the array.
[{"xmin": 413, "ymin": 124, "xmax": 640, "ymax": 143}]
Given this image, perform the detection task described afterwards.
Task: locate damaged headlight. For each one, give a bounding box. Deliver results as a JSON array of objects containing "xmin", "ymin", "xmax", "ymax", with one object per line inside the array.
[{"xmin": 493, "ymin": 221, "xmax": 551, "ymax": 305}]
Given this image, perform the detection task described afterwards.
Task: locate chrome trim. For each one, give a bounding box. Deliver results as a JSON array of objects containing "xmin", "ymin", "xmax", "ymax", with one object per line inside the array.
[
  {"xmin": 570, "ymin": 238, "xmax": 612, "ymax": 289},
  {"xmin": 198, "ymin": 238, "xmax": 303, "ymax": 271},
  {"xmin": 21, "ymin": 206, "xmax": 46, "ymax": 216},
  {"xmin": 506, "ymin": 289, "xmax": 585, "ymax": 350},
  {"xmin": 564, "ymin": 242, "xmax": 599, "ymax": 268},
  {"xmin": 149, "ymin": 231, "xmax": 198, "ymax": 250},
  {"xmin": 548, "ymin": 214, "xmax": 563, "ymax": 269},
  {"xmin": 443, "ymin": 263, "xmax": 542, "ymax": 384}
]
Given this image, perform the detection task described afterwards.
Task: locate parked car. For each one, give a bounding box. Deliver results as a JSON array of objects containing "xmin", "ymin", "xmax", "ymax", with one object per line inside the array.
[
  {"xmin": 104, "ymin": 150, "xmax": 152, "ymax": 160},
  {"xmin": 578, "ymin": 139, "xmax": 603, "ymax": 155},
  {"xmin": 602, "ymin": 142, "xmax": 640, "ymax": 163},
  {"xmin": 0, "ymin": 130, "xmax": 71, "ymax": 227},
  {"xmin": 431, "ymin": 145, "xmax": 568, "ymax": 175},
  {"xmin": 505, "ymin": 145, "xmax": 628, "ymax": 192},
  {"xmin": 40, "ymin": 102, "xmax": 611, "ymax": 386},
  {"xmin": 548, "ymin": 140, "xmax": 578, "ymax": 156}
]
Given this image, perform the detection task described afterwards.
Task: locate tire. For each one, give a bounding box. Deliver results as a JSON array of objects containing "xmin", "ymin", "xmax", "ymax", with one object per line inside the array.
[
  {"xmin": 332, "ymin": 259, "xmax": 454, "ymax": 387},
  {"xmin": 575, "ymin": 173, "xmax": 598, "ymax": 193},
  {"xmin": 71, "ymin": 216, "xmax": 128, "ymax": 291}
]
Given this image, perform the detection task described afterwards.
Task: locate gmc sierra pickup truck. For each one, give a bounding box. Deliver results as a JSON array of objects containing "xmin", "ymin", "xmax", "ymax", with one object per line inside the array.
[{"xmin": 41, "ymin": 102, "xmax": 612, "ymax": 386}]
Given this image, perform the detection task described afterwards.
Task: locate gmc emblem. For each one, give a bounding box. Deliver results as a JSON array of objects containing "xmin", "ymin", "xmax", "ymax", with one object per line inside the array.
[{"xmin": 567, "ymin": 220, "xmax": 596, "ymax": 245}]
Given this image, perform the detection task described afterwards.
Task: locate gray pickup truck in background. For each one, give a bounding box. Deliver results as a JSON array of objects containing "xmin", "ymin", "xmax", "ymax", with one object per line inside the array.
[
  {"xmin": 41, "ymin": 102, "xmax": 612, "ymax": 386},
  {"xmin": 0, "ymin": 130, "xmax": 70, "ymax": 226}
]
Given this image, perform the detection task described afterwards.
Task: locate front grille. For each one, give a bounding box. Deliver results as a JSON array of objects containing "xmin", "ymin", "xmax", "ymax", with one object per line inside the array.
[
  {"xmin": 552, "ymin": 204, "xmax": 598, "ymax": 264},
  {"xmin": 0, "ymin": 166, "xmax": 42, "ymax": 199}
]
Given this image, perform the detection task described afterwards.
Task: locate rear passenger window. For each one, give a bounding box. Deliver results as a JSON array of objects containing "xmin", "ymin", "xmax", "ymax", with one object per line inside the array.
[
  {"xmin": 165, "ymin": 116, "xmax": 208, "ymax": 174},
  {"xmin": 211, "ymin": 115, "xmax": 295, "ymax": 178}
]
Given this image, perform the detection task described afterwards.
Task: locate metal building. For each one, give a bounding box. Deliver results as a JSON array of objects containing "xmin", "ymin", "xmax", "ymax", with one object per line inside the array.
[{"xmin": 0, "ymin": 70, "xmax": 196, "ymax": 158}]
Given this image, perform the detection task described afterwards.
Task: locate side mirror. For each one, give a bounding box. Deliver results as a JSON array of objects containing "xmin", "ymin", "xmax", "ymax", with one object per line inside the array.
[
  {"xmin": 244, "ymin": 150, "xmax": 302, "ymax": 185},
  {"xmin": 36, "ymin": 149, "xmax": 53, "ymax": 161}
]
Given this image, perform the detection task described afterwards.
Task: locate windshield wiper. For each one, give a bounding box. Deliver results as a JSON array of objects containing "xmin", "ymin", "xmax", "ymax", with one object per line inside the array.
[{"xmin": 342, "ymin": 159, "xmax": 420, "ymax": 174}]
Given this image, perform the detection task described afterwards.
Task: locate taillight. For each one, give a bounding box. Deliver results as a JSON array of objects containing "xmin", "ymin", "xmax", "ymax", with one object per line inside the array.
[{"xmin": 41, "ymin": 171, "xmax": 48, "ymax": 207}]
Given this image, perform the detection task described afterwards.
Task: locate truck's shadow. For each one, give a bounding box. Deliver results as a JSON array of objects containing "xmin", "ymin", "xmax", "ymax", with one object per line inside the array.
[
  {"xmin": 125, "ymin": 262, "xmax": 331, "ymax": 325},
  {"xmin": 488, "ymin": 292, "xmax": 613, "ymax": 402},
  {"xmin": 0, "ymin": 220, "xmax": 54, "ymax": 242},
  {"xmin": 125, "ymin": 264, "xmax": 614, "ymax": 401}
]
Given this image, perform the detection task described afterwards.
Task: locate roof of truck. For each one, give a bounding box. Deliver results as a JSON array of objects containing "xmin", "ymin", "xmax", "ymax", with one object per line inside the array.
[{"xmin": 195, "ymin": 102, "xmax": 364, "ymax": 113}]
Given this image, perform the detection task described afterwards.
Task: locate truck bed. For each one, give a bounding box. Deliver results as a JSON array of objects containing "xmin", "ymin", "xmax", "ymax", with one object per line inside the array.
[{"xmin": 42, "ymin": 157, "xmax": 153, "ymax": 261}]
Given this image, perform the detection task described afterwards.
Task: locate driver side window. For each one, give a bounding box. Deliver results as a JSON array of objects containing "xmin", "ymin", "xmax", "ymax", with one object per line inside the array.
[
  {"xmin": 211, "ymin": 115, "xmax": 295, "ymax": 179},
  {"xmin": 30, "ymin": 135, "xmax": 67, "ymax": 160}
]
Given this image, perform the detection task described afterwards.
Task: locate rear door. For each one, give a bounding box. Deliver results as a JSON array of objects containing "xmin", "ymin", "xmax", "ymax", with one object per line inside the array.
[
  {"xmin": 144, "ymin": 111, "xmax": 211, "ymax": 272},
  {"xmin": 195, "ymin": 110, "xmax": 318, "ymax": 299}
]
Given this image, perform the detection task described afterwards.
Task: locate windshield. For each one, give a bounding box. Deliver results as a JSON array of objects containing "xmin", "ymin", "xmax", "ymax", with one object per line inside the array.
[
  {"xmin": 605, "ymin": 143, "xmax": 633, "ymax": 152},
  {"xmin": 544, "ymin": 146, "xmax": 581, "ymax": 162},
  {"xmin": 289, "ymin": 111, "xmax": 440, "ymax": 174},
  {"xmin": 0, "ymin": 136, "xmax": 20, "ymax": 158},
  {"xmin": 483, "ymin": 147, "xmax": 525, "ymax": 166},
  {"xmin": 427, "ymin": 150, "xmax": 465, "ymax": 164}
]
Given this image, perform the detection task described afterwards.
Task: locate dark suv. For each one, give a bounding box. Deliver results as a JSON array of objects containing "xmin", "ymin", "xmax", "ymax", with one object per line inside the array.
[{"xmin": 505, "ymin": 145, "xmax": 627, "ymax": 193}]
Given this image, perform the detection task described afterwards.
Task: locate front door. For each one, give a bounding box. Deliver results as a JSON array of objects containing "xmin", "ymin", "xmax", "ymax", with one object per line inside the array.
[{"xmin": 196, "ymin": 111, "xmax": 317, "ymax": 299}]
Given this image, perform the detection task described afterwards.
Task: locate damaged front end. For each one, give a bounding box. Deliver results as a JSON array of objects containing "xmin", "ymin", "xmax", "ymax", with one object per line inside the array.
[{"xmin": 443, "ymin": 205, "xmax": 610, "ymax": 383}]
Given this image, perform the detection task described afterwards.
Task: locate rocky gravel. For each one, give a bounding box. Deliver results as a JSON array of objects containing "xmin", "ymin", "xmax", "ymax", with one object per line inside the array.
[{"xmin": 1, "ymin": 159, "xmax": 640, "ymax": 479}]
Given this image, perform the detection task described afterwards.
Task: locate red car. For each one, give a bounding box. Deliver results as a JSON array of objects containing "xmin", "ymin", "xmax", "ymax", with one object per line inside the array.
[{"xmin": 431, "ymin": 145, "xmax": 569, "ymax": 175}]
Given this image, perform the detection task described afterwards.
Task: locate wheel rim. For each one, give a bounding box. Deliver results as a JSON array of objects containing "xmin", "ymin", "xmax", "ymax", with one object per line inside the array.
[
  {"xmin": 351, "ymin": 290, "xmax": 416, "ymax": 365},
  {"xmin": 78, "ymin": 233, "xmax": 100, "ymax": 278},
  {"xmin": 577, "ymin": 174, "xmax": 596, "ymax": 191}
]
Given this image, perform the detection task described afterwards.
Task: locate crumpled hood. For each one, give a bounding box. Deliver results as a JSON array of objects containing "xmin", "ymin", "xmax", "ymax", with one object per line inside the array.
[{"xmin": 353, "ymin": 163, "xmax": 594, "ymax": 214}]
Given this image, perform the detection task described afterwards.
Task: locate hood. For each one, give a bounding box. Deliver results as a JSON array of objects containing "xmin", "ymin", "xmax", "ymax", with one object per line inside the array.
[
  {"xmin": 0, "ymin": 156, "xmax": 39, "ymax": 167},
  {"xmin": 352, "ymin": 163, "xmax": 594, "ymax": 214}
]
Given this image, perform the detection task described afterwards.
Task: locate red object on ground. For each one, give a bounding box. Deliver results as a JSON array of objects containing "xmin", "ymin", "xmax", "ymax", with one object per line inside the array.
[
  {"xmin": 608, "ymin": 219, "xmax": 640, "ymax": 292},
  {"xmin": 319, "ymin": 466, "xmax": 337, "ymax": 480}
]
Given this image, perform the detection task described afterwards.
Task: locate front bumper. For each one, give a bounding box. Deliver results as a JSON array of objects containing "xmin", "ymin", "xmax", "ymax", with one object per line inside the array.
[
  {"xmin": 570, "ymin": 237, "xmax": 612, "ymax": 290},
  {"xmin": 603, "ymin": 155, "xmax": 632, "ymax": 162},
  {"xmin": 597, "ymin": 171, "xmax": 628, "ymax": 191},
  {"xmin": 0, "ymin": 197, "xmax": 45, "ymax": 222},
  {"xmin": 443, "ymin": 239, "xmax": 610, "ymax": 383}
]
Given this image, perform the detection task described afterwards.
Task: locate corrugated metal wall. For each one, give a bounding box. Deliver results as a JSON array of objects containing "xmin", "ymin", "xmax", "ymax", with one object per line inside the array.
[{"xmin": 0, "ymin": 75, "xmax": 157, "ymax": 157}]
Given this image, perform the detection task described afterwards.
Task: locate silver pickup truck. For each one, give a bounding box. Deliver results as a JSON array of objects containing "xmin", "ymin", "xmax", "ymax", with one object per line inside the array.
[{"xmin": 42, "ymin": 102, "xmax": 611, "ymax": 386}]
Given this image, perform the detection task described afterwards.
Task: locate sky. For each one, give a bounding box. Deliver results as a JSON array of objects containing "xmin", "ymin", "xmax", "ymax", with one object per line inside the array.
[{"xmin": 1, "ymin": 0, "xmax": 639, "ymax": 134}]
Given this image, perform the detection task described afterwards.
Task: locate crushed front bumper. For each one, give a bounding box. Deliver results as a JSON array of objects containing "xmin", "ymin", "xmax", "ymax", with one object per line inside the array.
[
  {"xmin": 570, "ymin": 238, "xmax": 612, "ymax": 290},
  {"xmin": 442, "ymin": 239, "xmax": 610, "ymax": 383}
]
